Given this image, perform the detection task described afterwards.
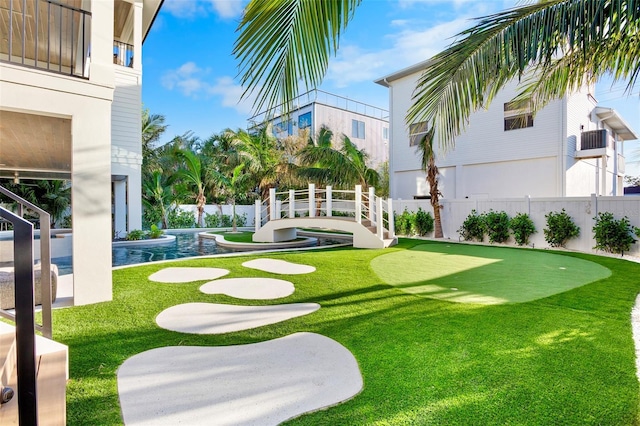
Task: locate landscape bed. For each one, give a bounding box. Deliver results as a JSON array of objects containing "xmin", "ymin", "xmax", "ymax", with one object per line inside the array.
[{"xmin": 51, "ymin": 238, "xmax": 640, "ymax": 425}]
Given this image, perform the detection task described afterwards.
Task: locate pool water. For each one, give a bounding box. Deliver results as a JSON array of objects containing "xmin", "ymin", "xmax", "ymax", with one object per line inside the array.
[{"xmin": 52, "ymin": 232, "xmax": 340, "ymax": 275}]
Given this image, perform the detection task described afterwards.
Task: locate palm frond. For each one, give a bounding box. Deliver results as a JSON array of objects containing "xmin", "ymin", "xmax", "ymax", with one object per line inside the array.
[
  {"xmin": 235, "ymin": 0, "xmax": 361, "ymax": 115},
  {"xmin": 407, "ymin": 0, "xmax": 640, "ymax": 150}
]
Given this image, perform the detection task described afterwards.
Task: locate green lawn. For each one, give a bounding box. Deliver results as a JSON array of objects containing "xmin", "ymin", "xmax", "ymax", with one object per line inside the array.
[{"xmin": 54, "ymin": 238, "xmax": 640, "ymax": 425}]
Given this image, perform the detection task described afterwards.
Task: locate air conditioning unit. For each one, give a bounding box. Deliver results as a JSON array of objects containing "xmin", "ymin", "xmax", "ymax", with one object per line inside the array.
[{"xmin": 580, "ymin": 129, "xmax": 607, "ymax": 150}]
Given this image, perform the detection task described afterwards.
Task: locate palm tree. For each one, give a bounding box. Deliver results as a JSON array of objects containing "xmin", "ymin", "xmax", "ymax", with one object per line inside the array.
[
  {"xmin": 174, "ymin": 149, "xmax": 207, "ymax": 227},
  {"xmin": 417, "ymin": 128, "xmax": 443, "ymax": 238},
  {"xmin": 298, "ymin": 126, "xmax": 379, "ymax": 189},
  {"xmin": 210, "ymin": 164, "xmax": 253, "ymax": 232},
  {"xmin": 142, "ymin": 171, "xmax": 174, "ymax": 229},
  {"xmin": 141, "ymin": 108, "xmax": 168, "ymax": 178},
  {"xmin": 235, "ymin": 0, "xmax": 639, "ymax": 163}
]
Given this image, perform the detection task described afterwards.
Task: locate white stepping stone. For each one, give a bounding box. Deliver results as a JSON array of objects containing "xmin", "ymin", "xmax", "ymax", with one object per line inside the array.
[
  {"xmin": 118, "ymin": 332, "xmax": 363, "ymax": 426},
  {"xmin": 156, "ymin": 302, "xmax": 320, "ymax": 334},
  {"xmin": 200, "ymin": 277, "xmax": 295, "ymax": 300},
  {"xmin": 148, "ymin": 267, "xmax": 229, "ymax": 283},
  {"xmin": 242, "ymin": 258, "xmax": 316, "ymax": 275}
]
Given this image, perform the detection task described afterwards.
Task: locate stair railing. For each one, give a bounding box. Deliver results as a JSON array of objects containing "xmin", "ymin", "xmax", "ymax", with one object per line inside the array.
[
  {"xmin": 0, "ymin": 185, "xmax": 53, "ymax": 338},
  {"xmin": 0, "ymin": 207, "xmax": 38, "ymax": 424}
]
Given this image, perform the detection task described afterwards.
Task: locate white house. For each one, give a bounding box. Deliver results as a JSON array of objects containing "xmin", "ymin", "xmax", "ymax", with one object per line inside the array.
[
  {"xmin": 375, "ymin": 60, "xmax": 637, "ymax": 200},
  {"xmin": 248, "ymin": 89, "xmax": 390, "ymax": 168},
  {"xmin": 0, "ymin": 0, "xmax": 163, "ymax": 305}
]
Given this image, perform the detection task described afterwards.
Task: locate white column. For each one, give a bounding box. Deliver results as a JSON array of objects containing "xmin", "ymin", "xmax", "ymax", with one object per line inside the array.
[
  {"xmin": 254, "ymin": 200, "xmax": 261, "ymax": 230},
  {"xmin": 326, "ymin": 186, "xmax": 332, "ymax": 217},
  {"xmin": 269, "ymin": 188, "xmax": 276, "ymax": 221},
  {"xmin": 355, "ymin": 185, "xmax": 362, "ymax": 224},
  {"xmin": 387, "ymin": 198, "xmax": 395, "ymax": 238},
  {"xmin": 601, "ymin": 155, "xmax": 607, "ymax": 196},
  {"xmin": 377, "ymin": 196, "xmax": 384, "ymax": 239},
  {"xmin": 113, "ymin": 179, "xmax": 127, "ymax": 237},
  {"xmin": 368, "ymin": 187, "xmax": 375, "ymax": 222},
  {"xmin": 289, "ymin": 189, "xmax": 295, "ymax": 218},
  {"xmin": 308, "ymin": 183, "xmax": 315, "ymax": 218},
  {"xmin": 276, "ymin": 200, "xmax": 282, "ymax": 219}
]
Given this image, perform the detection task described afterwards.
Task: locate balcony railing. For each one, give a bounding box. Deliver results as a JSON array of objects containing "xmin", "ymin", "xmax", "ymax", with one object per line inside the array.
[
  {"xmin": 113, "ymin": 40, "xmax": 134, "ymax": 68},
  {"xmin": 0, "ymin": 0, "xmax": 92, "ymax": 78},
  {"xmin": 580, "ymin": 129, "xmax": 608, "ymax": 150}
]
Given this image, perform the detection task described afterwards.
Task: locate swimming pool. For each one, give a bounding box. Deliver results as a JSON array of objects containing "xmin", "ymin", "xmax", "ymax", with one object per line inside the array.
[{"xmin": 52, "ymin": 231, "xmax": 343, "ymax": 275}]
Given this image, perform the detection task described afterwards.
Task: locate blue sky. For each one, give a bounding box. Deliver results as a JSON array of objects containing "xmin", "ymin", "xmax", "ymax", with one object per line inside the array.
[{"xmin": 142, "ymin": 0, "xmax": 640, "ymax": 177}]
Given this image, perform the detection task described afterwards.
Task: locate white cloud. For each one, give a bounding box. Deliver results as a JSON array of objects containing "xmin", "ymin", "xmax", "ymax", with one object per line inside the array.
[
  {"xmin": 162, "ymin": 0, "xmax": 244, "ymax": 19},
  {"xmin": 326, "ymin": 17, "xmax": 470, "ymax": 86},
  {"xmin": 161, "ymin": 62, "xmax": 254, "ymax": 115}
]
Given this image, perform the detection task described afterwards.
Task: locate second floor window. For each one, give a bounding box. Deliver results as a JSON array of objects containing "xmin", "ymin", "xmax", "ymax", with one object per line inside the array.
[
  {"xmin": 409, "ymin": 122, "xmax": 428, "ymax": 146},
  {"xmin": 352, "ymin": 120, "xmax": 365, "ymax": 139},
  {"xmin": 504, "ymin": 100, "xmax": 534, "ymax": 131}
]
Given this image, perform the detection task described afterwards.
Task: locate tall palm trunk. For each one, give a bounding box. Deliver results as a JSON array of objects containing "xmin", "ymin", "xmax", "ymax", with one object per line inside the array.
[
  {"xmin": 426, "ymin": 157, "xmax": 443, "ymax": 238},
  {"xmin": 196, "ymin": 191, "xmax": 206, "ymax": 227}
]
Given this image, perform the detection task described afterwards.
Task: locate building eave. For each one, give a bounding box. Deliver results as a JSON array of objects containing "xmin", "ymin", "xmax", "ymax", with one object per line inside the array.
[
  {"xmin": 143, "ymin": 0, "xmax": 164, "ymax": 43},
  {"xmin": 594, "ymin": 106, "xmax": 638, "ymax": 141},
  {"xmin": 374, "ymin": 59, "xmax": 434, "ymax": 87}
]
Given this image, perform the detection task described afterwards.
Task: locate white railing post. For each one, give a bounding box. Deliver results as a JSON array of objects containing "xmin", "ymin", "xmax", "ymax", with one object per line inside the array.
[
  {"xmin": 326, "ymin": 186, "xmax": 332, "ymax": 217},
  {"xmin": 308, "ymin": 183, "xmax": 316, "ymax": 218},
  {"xmin": 387, "ymin": 198, "xmax": 395, "ymax": 238},
  {"xmin": 276, "ymin": 200, "xmax": 282, "ymax": 220},
  {"xmin": 289, "ymin": 189, "xmax": 295, "ymax": 218},
  {"xmin": 254, "ymin": 199, "xmax": 261, "ymax": 230},
  {"xmin": 368, "ymin": 187, "xmax": 375, "ymax": 222},
  {"xmin": 377, "ymin": 196, "xmax": 384, "ymax": 239},
  {"xmin": 269, "ymin": 188, "xmax": 276, "ymax": 221},
  {"xmin": 355, "ymin": 185, "xmax": 362, "ymax": 224}
]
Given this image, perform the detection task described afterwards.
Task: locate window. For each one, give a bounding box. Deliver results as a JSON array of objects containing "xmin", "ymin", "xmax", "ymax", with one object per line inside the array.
[
  {"xmin": 504, "ymin": 100, "xmax": 533, "ymax": 131},
  {"xmin": 383, "ymin": 127, "xmax": 389, "ymax": 140},
  {"xmin": 352, "ymin": 120, "xmax": 365, "ymax": 139},
  {"xmin": 409, "ymin": 122, "xmax": 428, "ymax": 146},
  {"xmin": 298, "ymin": 112, "xmax": 312, "ymax": 130}
]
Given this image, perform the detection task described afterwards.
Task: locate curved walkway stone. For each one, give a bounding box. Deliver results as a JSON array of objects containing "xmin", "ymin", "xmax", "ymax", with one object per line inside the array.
[
  {"xmin": 118, "ymin": 332, "xmax": 363, "ymax": 426},
  {"xmin": 156, "ymin": 302, "xmax": 320, "ymax": 334},
  {"xmin": 149, "ymin": 267, "xmax": 229, "ymax": 283},
  {"xmin": 242, "ymin": 259, "xmax": 316, "ymax": 275},
  {"xmin": 200, "ymin": 277, "xmax": 295, "ymax": 300}
]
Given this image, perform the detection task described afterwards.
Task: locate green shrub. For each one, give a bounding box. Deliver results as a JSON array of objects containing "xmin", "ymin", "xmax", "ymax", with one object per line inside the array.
[
  {"xmin": 544, "ymin": 209, "xmax": 580, "ymax": 247},
  {"xmin": 204, "ymin": 212, "xmax": 221, "ymax": 228},
  {"xmin": 395, "ymin": 209, "xmax": 415, "ymax": 236},
  {"xmin": 592, "ymin": 212, "xmax": 636, "ymax": 254},
  {"xmin": 147, "ymin": 224, "xmax": 164, "ymax": 239},
  {"xmin": 635, "ymin": 227, "xmax": 640, "ymax": 238},
  {"xmin": 219, "ymin": 213, "xmax": 248, "ymax": 228},
  {"xmin": 167, "ymin": 209, "xmax": 195, "ymax": 228},
  {"xmin": 458, "ymin": 209, "xmax": 485, "ymax": 242},
  {"xmin": 125, "ymin": 229, "xmax": 145, "ymax": 241},
  {"xmin": 483, "ymin": 210, "xmax": 510, "ymax": 243},
  {"xmin": 414, "ymin": 208, "xmax": 434, "ymax": 236},
  {"xmin": 510, "ymin": 212, "xmax": 536, "ymax": 246}
]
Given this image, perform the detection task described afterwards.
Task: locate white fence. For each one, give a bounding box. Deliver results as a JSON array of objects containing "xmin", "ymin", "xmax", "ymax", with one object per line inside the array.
[
  {"xmin": 177, "ymin": 204, "xmax": 256, "ymax": 226},
  {"xmin": 394, "ymin": 195, "xmax": 640, "ymax": 256}
]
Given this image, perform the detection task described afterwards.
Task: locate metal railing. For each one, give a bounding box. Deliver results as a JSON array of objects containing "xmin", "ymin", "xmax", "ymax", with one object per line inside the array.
[
  {"xmin": 113, "ymin": 40, "xmax": 134, "ymax": 67},
  {"xmin": 0, "ymin": 186, "xmax": 53, "ymax": 339},
  {"xmin": 1, "ymin": 0, "xmax": 92, "ymax": 79},
  {"xmin": 0, "ymin": 207, "xmax": 38, "ymax": 424},
  {"xmin": 248, "ymin": 89, "xmax": 389, "ymax": 126}
]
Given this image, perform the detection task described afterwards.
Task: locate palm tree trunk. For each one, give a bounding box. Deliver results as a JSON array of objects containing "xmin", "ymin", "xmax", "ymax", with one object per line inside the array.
[
  {"xmin": 427, "ymin": 158, "xmax": 443, "ymax": 238},
  {"xmin": 196, "ymin": 191, "xmax": 206, "ymax": 227}
]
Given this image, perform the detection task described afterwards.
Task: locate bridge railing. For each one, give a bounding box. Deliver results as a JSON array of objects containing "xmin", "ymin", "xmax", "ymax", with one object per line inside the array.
[{"xmin": 254, "ymin": 184, "xmax": 395, "ymax": 238}]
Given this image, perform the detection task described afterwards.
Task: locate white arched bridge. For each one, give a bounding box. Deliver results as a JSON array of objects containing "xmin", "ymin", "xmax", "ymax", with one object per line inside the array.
[{"xmin": 253, "ymin": 184, "xmax": 397, "ymax": 249}]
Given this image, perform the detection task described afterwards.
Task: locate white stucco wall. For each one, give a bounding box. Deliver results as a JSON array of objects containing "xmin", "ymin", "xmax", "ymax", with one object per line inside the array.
[{"xmin": 384, "ymin": 68, "xmax": 604, "ymax": 200}]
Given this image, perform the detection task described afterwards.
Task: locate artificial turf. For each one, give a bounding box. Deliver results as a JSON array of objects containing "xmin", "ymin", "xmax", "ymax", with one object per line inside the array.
[
  {"xmin": 52, "ymin": 238, "xmax": 640, "ymax": 425},
  {"xmin": 371, "ymin": 243, "xmax": 612, "ymax": 304}
]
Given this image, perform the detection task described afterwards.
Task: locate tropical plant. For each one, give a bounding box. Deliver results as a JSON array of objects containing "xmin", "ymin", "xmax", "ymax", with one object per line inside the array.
[
  {"xmin": 592, "ymin": 212, "xmax": 636, "ymax": 254},
  {"xmin": 173, "ymin": 149, "xmax": 207, "ymax": 227},
  {"xmin": 416, "ymin": 127, "xmax": 443, "ymax": 238},
  {"xmin": 394, "ymin": 209, "xmax": 414, "ymax": 236},
  {"xmin": 544, "ymin": 209, "xmax": 580, "ymax": 247},
  {"xmin": 125, "ymin": 229, "xmax": 145, "ymax": 241},
  {"xmin": 167, "ymin": 209, "xmax": 195, "ymax": 229},
  {"xmin": 458, "ymin": 209, "xmax": 485, "ymax": 242},
  {"xmin": 510, "ymin": 212, "xmax": 536, "ymax": 246},
  {"xmin": 142, "ymin": 171, "xmax": 174, "ymax": 229},
  {"xmin": 209, "ymin": 163, "xmax": 253, "ymax": 232},
  {"xmin": 0, "ymin": 179, "xmax": 71, "ymax": 228},
  {"xmin": 147, "ymin": 224, "xmax": 164, "ymax": 239},
  {"xmin": 483, "ymin": 210, "xmax": 511, "ymax": 244},
  {"xmin": 141, "ymin": 108, "xmax": 168, "ymax": 178},
  {"xmin": 414, "ymin": 208, "xmax": 434, "ymax": 236}
]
